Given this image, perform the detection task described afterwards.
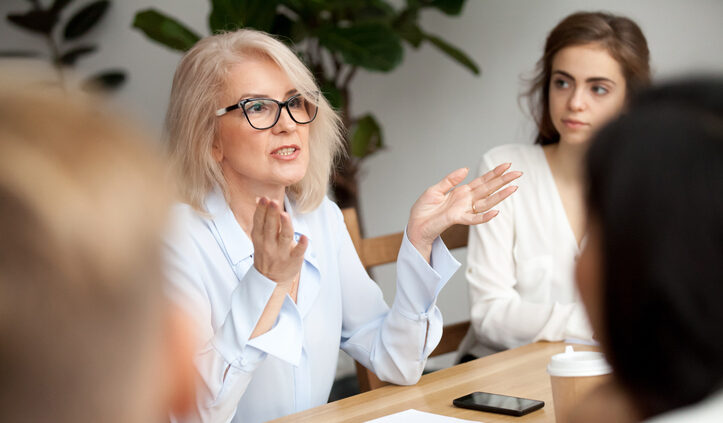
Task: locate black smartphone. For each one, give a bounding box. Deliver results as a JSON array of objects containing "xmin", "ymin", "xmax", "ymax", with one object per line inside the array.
[{"xmin": 452, "ymin": 391, "xmax": 545, "ymax": 417}]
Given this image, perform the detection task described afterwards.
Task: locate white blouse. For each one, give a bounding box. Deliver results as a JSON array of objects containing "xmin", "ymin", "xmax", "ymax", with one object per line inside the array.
[
  {"xmin": 461, "ymin": 144, "xmax": 593, "ymax": 358},
  {"xmin": 165, "ymin": 187, "xmax": 460, "ymax": 423}
]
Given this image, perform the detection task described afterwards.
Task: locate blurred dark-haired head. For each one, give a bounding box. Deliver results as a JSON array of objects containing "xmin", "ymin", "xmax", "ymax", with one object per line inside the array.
[{"xmin": 578, "ymin": 78, "xmax": 723, "ymax": 419}]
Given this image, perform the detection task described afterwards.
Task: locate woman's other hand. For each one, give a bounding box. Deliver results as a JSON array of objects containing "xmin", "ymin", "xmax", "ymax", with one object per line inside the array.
[
  {"xmin": 251, "ymin": 197, "xmax": 307, "ymax": 293},
  {"xmin": 407, "ymin": 163, "xmax": 521, "ymax": 262}
]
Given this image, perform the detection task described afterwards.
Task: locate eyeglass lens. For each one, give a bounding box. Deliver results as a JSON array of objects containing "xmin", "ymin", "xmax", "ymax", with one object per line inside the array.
[{"xmin": 243, "ymin": 94, "xmax": 318, "ymax": 129}]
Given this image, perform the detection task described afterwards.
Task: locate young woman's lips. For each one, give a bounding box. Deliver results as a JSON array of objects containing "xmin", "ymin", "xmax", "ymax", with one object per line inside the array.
[
  {"xmin": 271, "ymin": 145, "xmax": 300, "ymax": 161},
  {"xmin": 562, "ymin": 119, "xmax": 589, "ymax": 129}
]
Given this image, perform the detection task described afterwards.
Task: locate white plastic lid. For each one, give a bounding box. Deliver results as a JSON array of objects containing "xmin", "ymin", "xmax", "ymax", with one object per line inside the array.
[{"xmin": 547, "ymin": 346, "xmax": 612, "ymax": 377}]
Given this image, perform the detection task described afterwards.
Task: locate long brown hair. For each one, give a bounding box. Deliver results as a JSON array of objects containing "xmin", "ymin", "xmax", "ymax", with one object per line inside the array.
[{"xmin": 526, "ymin": 11, "xmax": 651, "ymax": 145}]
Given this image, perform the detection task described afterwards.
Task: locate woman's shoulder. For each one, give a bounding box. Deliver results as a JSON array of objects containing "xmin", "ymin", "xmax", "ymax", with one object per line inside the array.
[
  {"xmin": 170, "ymin": 202, "xmax": 208, "ymax": 226},
  {"xmin": 167, "ymin": 202, "xmax": 215, "ymax": 244},
  {"xmin": 483, "ymin": 143, "xmax": 542, "ymax": 162},
  {"xmin": 479, "ymin": 143, "xmax": 546, "ymax": 174},
  {"xmin": 293, "ymin": 196, "xmax": 344, "ymax": 230}
]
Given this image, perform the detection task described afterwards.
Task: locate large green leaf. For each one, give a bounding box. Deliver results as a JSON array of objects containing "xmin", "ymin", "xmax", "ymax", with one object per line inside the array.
[
  {"xmin": 319, "ymin": 79, "xmax": 343, "ymax": 111},
  {"xmin": 82, "ymin": 69, "xmax": 126, "ymax": 91},
  {"xmin": 133, "ymin": 9, "xmax": 201, "ymax": 52},
  {"xmin": 58, "ymin": 44, "xmax": 96, "ymax": 65},
  {"xmin": 393, "ymin": 9, "xmax": 423, "ymax": 48},
  {"xmin": 209, "ymin": 0, "xmax": 278, "ymax": 33},
  {"xmin": 428, "ymin": 0, "xmax": 465, "ymax": 15},
  {"xmin": 351, "ymin": 114, "xmax": 383, "ymax": 158},
  {"xmin": 318, "ymin": 23, "xmax": 403, "ymax": 72},
  {"xmin": 270, "ymin": 13, "xmax": 298, "ymax": 43},
  {"xmin": 335, "ymin": 0, "xmax": 396, "ymax": 23},
  {"xmin": 7, "ymin": 10, "xmax": 58, "ymax": 35},
  {"xmin": 423, "ymin": 32, "xmax": 480, "ymax": 75},
  {"xmin": 63, "ymin": 0, "xmax": 109, "ymax": 40}
]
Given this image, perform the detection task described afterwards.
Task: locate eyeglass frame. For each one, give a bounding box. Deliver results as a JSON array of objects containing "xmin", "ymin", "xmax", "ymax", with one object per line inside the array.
[{"xmin": 214, "ymin": 92, "xmax": 319, "ymax": 130}]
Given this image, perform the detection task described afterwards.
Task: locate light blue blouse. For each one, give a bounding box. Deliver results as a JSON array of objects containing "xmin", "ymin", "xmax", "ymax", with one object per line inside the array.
[{"xmin": 165, "ymin": 187, "xmax": 460, "ymax": 423}]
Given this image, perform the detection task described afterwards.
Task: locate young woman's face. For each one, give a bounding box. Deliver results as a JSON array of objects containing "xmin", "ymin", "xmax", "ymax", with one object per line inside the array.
[
  {"xmin": 548, "ymin": 43, "xmax": 627, "ymax": 145},
  {"xmin": 213, "ymin": 58, "xmax": 311, "ymax": 193}
]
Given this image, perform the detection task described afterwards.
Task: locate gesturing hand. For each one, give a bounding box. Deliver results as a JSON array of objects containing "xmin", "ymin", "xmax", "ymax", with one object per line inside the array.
[
  {"xmin": 251, "ymin": 197, "xmax": 308, "ymax": 292},
  {"xmin": 407, "ymin": 163, "xmax": 522, "ymax": 261}
]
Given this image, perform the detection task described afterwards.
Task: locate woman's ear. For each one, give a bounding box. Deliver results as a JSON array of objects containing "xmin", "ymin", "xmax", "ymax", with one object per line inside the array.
[
  {"xmin": 211, "ymin": 139, "xmax": 223, "ymax": 163},
  {"xmin": 162, "ymin": 304, "xmax": 197, "ymax": 418}
]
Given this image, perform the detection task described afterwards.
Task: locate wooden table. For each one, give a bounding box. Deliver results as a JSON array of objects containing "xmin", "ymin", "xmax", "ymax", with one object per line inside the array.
[{"xmin": 271, "ymin": 342, "xmax": 598, "ymax": 422}]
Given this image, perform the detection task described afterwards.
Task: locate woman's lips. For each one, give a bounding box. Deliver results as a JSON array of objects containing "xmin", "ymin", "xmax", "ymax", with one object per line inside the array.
[
  {"xmin": 562, "ymin": 119, "xmax": 589, "ymax": 129},
  {"xmin": 271, "ymin": 145, "xmax": 300, "ymax": 160}
]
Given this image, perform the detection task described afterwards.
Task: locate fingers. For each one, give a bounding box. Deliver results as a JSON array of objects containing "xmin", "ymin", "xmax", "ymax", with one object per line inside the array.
[
  {"xmin": 474, "ymin": 210, "xmax": 500, "ymax": 224},
  {"xmin": 468, "ymin": 162, "xmax": 511, "ymax": 189},
  {"xmin": 471, "ymin": 169, "xmax": 522, "ymax": 199},
  {"xmin": 431, "ymin": 167, "xmax": 469, "ymax": 194},
  {"xmin": 251, "ymin": 197, "xmax": 269, "ymax": 242},
  {"xmin": 291, "ymin": 234, "xmax": 308, "ymax": 259},
  {"xmin": 278, "ymin": 210, "xmax": 295, "ymax": 245},
  {"xmin": 471, "ymin": 185, "xmax": 518, "ymax": 214},
  {"xmin": 253, "ymin": 197, "xmax": 294, "ymax": 247},
  {"xmin": 263, "ymin": 199, "xmax": 282, "ymax": 241}
]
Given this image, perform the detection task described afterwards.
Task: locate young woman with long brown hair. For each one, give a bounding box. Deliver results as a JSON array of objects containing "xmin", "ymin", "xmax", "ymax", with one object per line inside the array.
[{"xmin": 461, "ymin": 11, "xmax": 651, "ymax": 360}]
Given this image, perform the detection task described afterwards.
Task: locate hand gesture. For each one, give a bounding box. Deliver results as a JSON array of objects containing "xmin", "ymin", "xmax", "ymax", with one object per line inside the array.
[
  {"xmin": 251, "ymin": 197, "xmax": 307, "ymax": 291},
  {"xmin": 407, "ymin": 163, "xmax": 521, "ymax": 259}
]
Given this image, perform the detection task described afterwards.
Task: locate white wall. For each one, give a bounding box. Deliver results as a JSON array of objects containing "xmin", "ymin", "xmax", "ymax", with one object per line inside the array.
[
  {"xmin": 350, "ymin": 0, "xmax": 723, "ymax": 370},
  {"xmin": 3, "ymin": 0, "xmax": 722, "ymax": 374}
]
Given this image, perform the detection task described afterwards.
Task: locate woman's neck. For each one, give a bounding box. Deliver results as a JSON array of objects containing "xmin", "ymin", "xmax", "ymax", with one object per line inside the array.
[
  {"xmin": 544, "ymin": 140, "xmax": 587, "ymax": 184},
  {"xmin": 226, "ymin": 180, "xmax": 286, "ymax": 236}
]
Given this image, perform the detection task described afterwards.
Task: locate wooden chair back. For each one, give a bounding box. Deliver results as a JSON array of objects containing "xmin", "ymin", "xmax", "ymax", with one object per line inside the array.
[{"xmin": 341, "ymin": 207, "xmax": 471, "ymax": 392}]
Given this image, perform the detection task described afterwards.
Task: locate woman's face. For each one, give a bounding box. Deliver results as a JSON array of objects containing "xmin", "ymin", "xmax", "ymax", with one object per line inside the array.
[
  {"xmin": 575, "ymin": 219, "xmax": 604, "ymax": 341},
  {"xmin": 213, "ymin": 58, "xmax": 310, "ymax": 193},
  {"xmin": 548, "ymin": 43, "xmax": 627, "ymax": 145}
]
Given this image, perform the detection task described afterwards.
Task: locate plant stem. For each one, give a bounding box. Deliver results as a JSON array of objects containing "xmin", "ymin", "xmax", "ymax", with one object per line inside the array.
[
  {"xmin": 341, "ymin": 66, "xmax": 357, "ymax": 91},
  {"xmin": 45, "ymin": 32, "xmax": 66, "ymax": 89}
]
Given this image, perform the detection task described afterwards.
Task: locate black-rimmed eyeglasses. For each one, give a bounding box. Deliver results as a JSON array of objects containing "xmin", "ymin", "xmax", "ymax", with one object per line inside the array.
[{"xmin": 215, "ymin": 93, "xmax": 319, "ymax": 130}]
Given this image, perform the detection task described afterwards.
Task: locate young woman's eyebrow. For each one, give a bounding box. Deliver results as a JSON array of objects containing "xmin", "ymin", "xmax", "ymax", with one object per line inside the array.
[{"xmin": 552, "ymin": 70, "xmax": 616, "ymax": 85}]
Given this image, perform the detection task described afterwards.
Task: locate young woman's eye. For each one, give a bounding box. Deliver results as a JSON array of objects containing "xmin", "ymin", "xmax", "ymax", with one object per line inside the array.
[
  {"xmin": 592, "ymin": 85, "xmax": 609, "ymax": 95},
  {"xmin": 553, "ymin": 79, "xmax": 569, "ymax": 89}
]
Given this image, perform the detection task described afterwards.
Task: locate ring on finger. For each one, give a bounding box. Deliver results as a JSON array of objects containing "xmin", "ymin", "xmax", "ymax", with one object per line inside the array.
[{"xmin": 471, "ymin": 201, "xmax": 478, "ymax": 214}]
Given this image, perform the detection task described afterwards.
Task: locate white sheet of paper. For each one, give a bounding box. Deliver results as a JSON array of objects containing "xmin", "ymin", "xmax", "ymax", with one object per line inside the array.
[{"xmin": 365, "ymin": 409, "xmax": 484, "ymax": 423}]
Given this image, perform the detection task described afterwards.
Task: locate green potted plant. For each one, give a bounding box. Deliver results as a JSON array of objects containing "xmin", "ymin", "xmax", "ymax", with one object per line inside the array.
[
  {"xmin": 133, "ymin": 0, "xmax": 479, "ymax": 213},
  {"xmin": 2, "ymin": 0, "xmax": 126, "ymax": 91}
]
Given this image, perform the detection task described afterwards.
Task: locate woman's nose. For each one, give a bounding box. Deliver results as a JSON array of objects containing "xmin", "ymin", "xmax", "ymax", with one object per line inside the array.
[
  {"xmin": 568, "ymin": 87, "xmax": 587, "ymax": 112},
  {"xmin": 273, "ymin": 108, "xmax": 297, "ymax": 133}
]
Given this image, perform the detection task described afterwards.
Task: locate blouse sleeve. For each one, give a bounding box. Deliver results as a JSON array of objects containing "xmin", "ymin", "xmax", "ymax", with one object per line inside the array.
[
  {"xmin": 333, "ymin": 205, "xmax": 461, "ymax": 384},
  {"xmin": 165, "ymin": 208, "xmax": 304, "ymax": 423},
  {"xmin": 466, "ymin": 153, "xmax": 592, "ymax": 352}
]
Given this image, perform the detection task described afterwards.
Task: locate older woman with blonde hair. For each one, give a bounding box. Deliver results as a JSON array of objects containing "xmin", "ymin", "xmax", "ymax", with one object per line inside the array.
[{"xmin": 164, "ymin": 29, "xmax": 520, "ymax": 423}]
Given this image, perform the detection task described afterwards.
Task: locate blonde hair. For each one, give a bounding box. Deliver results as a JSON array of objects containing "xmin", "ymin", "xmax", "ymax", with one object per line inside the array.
[
  {"xmin": 165, "ymin": 29, "xmax": 344, "ymax": 213},
  {"xmin": 0, "ymin": 73, "xmax": 173, "ymax": 422}
]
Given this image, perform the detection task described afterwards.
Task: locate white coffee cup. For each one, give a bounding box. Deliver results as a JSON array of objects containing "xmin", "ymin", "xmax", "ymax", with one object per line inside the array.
[{"xmin": 547, "ymin": 346, "xmax": 612, "ymax": 423}]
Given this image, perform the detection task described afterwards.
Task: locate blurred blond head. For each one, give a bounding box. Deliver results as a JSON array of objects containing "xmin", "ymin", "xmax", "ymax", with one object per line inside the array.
[
  {"xmin": 0, "ymin": 72, "xmax": 193, "ymax": 422},
  {"xmin": 165, "ymin": 29, "xmax": 344, "ymax": 213}
]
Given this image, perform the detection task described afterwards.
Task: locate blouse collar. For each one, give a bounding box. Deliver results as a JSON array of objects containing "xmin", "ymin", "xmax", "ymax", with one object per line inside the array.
[{"xmin": 204, "ymin": 186, "xmax": 318, "ymax": 270}]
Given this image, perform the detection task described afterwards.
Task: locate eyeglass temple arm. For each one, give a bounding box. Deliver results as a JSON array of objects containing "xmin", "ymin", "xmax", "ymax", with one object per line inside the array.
[{"xmin": 215, "ymin": 104, "xmax": 240, "ymax": 117}]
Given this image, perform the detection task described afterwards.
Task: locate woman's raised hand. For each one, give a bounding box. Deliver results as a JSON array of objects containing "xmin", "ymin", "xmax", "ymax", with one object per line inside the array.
[
  {"xmin": 406, "ymin": 163, "xmax": 522, "ymax": 261},
  {"xmin": 251, "ymin": 197, "xmax": 307, "ymax": 290}
]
